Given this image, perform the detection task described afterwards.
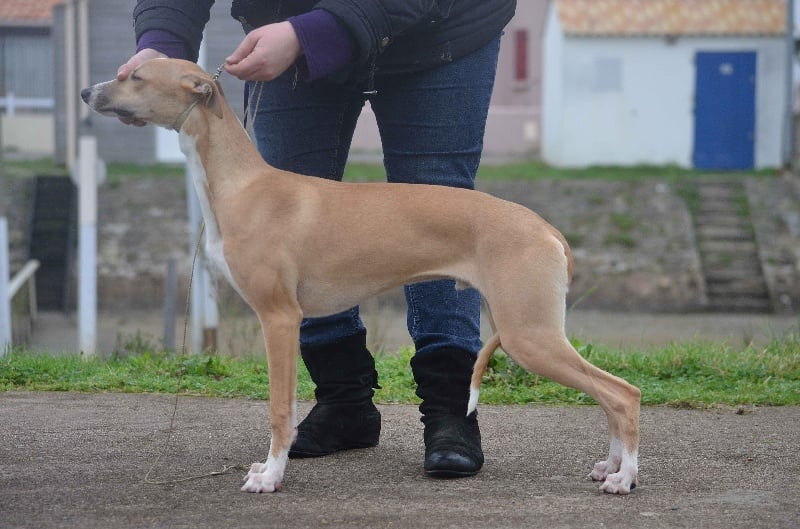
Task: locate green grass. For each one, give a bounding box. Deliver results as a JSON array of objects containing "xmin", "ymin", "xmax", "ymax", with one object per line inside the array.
[
  {"xmin": 343, "ymin": 161, "xmax": 780, "ymax": 182},
  {"xmin": 4, "ymin": 158, "xmax": 778, "ymax": 184},
  {"xmin": 2, "ymin": 333, "xmax": 798, "ymax": 407},
  {"xmin": 1, "ymin": 158, "xmax": 68, "ymax": 178},
  {"xmin": 2, "ymin": 159, "xmax": 184, "ymax": 183},
  {"xmin": 105, "ymin": 162, "xmax": 185, "ymax": 184}
]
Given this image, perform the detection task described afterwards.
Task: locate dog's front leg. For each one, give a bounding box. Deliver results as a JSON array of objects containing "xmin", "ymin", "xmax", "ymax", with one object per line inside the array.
[{"xmin": 242, "ymin": 306, "xmax": 302, "ymax": 493}]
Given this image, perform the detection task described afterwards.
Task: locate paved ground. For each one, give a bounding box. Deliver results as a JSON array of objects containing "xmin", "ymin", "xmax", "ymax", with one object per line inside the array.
[
  {"xmin": 1, "ymin": 392, "xmax": 798, "ymax": 529},
  {"xmin": 9, "ymin": 310, "xmax": 800, "ymax": 527}
]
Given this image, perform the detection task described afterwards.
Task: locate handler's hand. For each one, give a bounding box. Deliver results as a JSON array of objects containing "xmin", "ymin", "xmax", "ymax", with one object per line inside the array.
[
  {"xmin": 115, "ymin": 48, "xmax": 168, "ymax": 126},
  {"xmin": 225, "ymin": 21, "xmax": 302, "ymax": 81}
]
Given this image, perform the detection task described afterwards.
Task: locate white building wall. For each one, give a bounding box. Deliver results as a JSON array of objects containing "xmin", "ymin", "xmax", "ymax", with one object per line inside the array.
[
  {"xmin": 543, "ymin": 21, "xmax": 787, "ymax": 169},
  {"xmin": 542, "ymin": 5, "xmax": 565, "ymax": 166},
  {"xmin": 1, "ymin": 115, "xmax": 54, "ymax": 154},
  {"xmin": 750, "ymin": 36, "xmax": 790, "ymax": 167}
]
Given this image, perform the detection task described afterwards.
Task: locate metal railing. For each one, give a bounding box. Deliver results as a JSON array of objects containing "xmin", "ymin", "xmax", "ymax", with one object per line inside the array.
[
  {"xmin": 0, "ymin": 93, "xmax": 54, "ymax": 116},
  {"xmin": 1, "ymin": 217, "xmax": 40, "ymax": 354},
  {"xmin": 8, "ymin": 260, "xmax": 40, "ymax": 319}
]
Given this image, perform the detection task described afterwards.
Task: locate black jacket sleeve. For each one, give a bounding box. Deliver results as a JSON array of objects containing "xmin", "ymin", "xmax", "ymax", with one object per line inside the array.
[
  {"xmin": 133, "ymin": 0, "xmax": 215, "ymax": 62},
  {"xmin": 314, "ymin": 0, "xmax": 443, "ymax": 66}
]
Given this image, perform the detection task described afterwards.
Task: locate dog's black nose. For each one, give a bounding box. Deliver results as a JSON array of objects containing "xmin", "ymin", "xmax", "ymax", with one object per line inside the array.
[{"xmin": 80, "ymin": 87, "xmax": 91, "ymax": 103}]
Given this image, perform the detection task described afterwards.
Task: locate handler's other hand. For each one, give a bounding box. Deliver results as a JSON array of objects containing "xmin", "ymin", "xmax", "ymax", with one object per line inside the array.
[
  {"xmin": 225, "ymin": 21, "xmax": 302, "ymax": 81},
  {"xmin": 115, "ymin": 48, "xmax": 168, "ymax": 126}
]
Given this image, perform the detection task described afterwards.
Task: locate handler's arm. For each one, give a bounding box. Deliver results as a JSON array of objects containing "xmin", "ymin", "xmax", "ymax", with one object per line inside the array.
[
  {"xmin": 313, "ymin": 0, "xmax": 443, "ymax": 66},
  {"xmin": 133, "ymin": 0, "xmax": 214, "ymax": 62}
]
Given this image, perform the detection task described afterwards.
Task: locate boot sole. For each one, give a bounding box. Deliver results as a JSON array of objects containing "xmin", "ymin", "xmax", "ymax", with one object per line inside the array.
[
  {"xmin": 425, "ymin": 468, "xmax": 480, "ymax": 478},
  {"xmin": 288, "ymin": 439, "xmax": 379, "ymax": 459}
]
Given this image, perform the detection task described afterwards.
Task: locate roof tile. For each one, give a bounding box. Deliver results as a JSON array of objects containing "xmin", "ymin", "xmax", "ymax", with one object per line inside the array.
[
  {"xmin": 555, "ymin": 0, "xmax": 787, "ymax": 36},
  {"xmin": 0, "ymin": 0, "xmax": 62, "ymax": 23}
]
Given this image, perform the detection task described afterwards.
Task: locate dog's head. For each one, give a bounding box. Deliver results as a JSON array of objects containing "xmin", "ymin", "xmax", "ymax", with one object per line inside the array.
[{"xmin": 81, "ymin": 58, "xmax": 224, "ymax": 130}]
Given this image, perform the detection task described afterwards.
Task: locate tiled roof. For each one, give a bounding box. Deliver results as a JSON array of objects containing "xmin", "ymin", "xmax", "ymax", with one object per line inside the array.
[
  {"xmin": 555, "ymin": 0, "xmax": 787, "ymax": 36},
  {"xmin": 0, "ymin": 0, "xmax": 62, "ymax": 24}
]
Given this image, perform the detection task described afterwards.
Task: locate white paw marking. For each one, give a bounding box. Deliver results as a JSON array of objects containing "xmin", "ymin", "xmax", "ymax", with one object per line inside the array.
[
  {"xmin": 589, "ymin": 458, "xmax": 619, "ymax": 482},
  {"xmin": 241, "ymin": 448, "xmax": 289, "ymax": 493},
  {"xmin": 243, "ymin": 462, "xmax": 267, "ymax": 480},
  {"xmin": 241, "ymin": 471, "xmax": 282, "ymax": 493},
  {"xmin": 599, "ymin": 469, "xmax": 636, "ymax": 495},
  {"xmin": 589, "ymin": 438, "xmax": 638, "ymax": 495}
]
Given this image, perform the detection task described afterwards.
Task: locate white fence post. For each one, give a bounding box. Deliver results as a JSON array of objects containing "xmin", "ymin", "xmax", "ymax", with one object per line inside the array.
[
  {"xmin": 78, "ymin": 136, "xmax": 98, "ymax": 357},
  {"xmin": 0, "ymin": 218, "xmax": 11, "ymax": 355},
  {"xmin": 185, "ymin": 165, "xmax": 202, "ymax": 353},
  {"xmin": 185, "ymin": 163, "xmax": 219, "ymax": 353}
]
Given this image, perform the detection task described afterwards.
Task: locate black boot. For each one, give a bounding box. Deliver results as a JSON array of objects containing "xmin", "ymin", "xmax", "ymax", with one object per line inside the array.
[
  {"xmin": 410, "ymin": 348, "xmax": 484, "ymax": 477},
  {"xmin": 289, "ymin": 330, "xmax": 381, "ymax": 459}
]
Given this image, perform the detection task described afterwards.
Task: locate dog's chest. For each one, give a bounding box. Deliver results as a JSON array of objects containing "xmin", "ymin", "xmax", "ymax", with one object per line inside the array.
[{"xmin": 179, "ymin": 134, "xmax": 248, "ymax": 302}]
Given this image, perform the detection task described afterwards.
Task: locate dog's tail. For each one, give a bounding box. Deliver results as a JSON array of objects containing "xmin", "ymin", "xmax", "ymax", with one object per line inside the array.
[{"xmin": 467, "ymin": 333, "xmax": 502, "ymax": 415}]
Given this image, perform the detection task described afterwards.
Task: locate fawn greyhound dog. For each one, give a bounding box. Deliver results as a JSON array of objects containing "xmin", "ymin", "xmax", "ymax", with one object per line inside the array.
[{"xmin": 81, "ymin": 58, "xmax": 640, "ymax": 494}]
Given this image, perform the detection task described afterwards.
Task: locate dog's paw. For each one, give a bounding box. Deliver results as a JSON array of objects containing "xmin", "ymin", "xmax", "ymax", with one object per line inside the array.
[
  {"xmin": 243, "ymin": 462, "xmax": 268, "ymax": 481},
  {"xmin": 591, "ymin": 447, "xmax": 638, "ymax": 495},
  {"xmin": 241, "ymin": 471, "xmax": 282, "ymax": 493},
  {"xmin": 598, "ymin": 470, "xmax": 637, "ymax": 495},
  {"xmin": 589, "ymin": 459, "xmax": 619, "ymax": 482},
  {"xmin": 241, "ymin": 455, "xmax": 287, "ymax": 494}
]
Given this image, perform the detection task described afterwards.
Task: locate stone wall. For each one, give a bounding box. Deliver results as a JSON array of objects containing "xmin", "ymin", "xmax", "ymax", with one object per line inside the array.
[{"xmin": 2, "ymin": 172, "xmax": 798, "ymax": 313}]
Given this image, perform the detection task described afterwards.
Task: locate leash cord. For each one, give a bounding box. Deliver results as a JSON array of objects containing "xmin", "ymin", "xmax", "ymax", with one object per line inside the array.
[
  {"xmin": 142, "ymin": 223, "xmax": 246, "ymax": 486},
  {"xmin": 243, "ymin": 80, "xmax": 265, "ymax": 133},
  {"xmin": 144, "ymin": 64, "xmax": 258, "ymax": 486}
]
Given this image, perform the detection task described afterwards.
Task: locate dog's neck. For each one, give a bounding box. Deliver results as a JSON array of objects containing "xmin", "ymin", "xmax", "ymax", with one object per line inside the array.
[
  {"xmin": 177, "ymin": 99, "xmax": 266, "ymax": 188},
  {"xmin": 169, "ymin": 100, "xmax": 201, "ymax": 132}
]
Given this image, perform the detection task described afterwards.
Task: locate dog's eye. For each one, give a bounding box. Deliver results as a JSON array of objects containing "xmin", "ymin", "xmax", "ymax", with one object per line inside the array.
[{"xmin": 130, "ymin": 73, "xmax": 142, "ymax": 81}]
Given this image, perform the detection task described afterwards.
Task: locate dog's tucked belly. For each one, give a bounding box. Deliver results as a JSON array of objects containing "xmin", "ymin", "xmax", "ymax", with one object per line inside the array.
[
  {"xmin": 295, "ymin": 268, "xmax": 473, "ymax": 318},
  {"xmin": 296, "ymin": 282, "xmax": 401, "ymax": 318}
]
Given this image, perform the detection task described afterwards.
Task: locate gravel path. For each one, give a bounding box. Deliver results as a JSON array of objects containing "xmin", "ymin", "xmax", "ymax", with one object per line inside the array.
[{"xmin": 1, "ymin": 392, "xmax": 798, "ymax": 529}]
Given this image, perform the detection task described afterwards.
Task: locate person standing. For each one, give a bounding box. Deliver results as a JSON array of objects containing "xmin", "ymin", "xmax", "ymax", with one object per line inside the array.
[{"xmin": 119, "ymin": 0, "xmax": 516, "ymax": 478}]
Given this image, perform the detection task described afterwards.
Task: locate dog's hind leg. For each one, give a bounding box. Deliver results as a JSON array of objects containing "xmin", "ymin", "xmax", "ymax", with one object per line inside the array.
[
  {"xmin": 485, "ymin": 244, "xmax": 640, "ymax": 494},
  {"xmin": 242, "ymin": 303, "xmax": 302, "ymax": 493},
  {"xmin": 512, "ymin": 329, "xmax": 640, "ymax": 494}
]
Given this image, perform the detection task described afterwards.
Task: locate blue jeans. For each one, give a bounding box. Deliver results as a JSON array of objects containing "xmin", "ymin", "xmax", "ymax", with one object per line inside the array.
[{"xmin": 248, "ymin": 37, "xmax": 501, "ymax": 357}]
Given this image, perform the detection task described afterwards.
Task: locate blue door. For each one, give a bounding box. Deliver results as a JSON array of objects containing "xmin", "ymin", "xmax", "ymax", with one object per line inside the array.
[{"xmin": 692, "ymin": 51, "xmax": 756, "ymax": 170}]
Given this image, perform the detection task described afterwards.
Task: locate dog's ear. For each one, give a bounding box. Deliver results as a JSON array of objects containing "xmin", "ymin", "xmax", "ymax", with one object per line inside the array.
[
  {"xmin": 210, "ymin": 80, "xmax": 226, "ymax": 118},
  {"xmin": 181, "ymin": 74, "xmax": 224, "ymax": 119}
]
